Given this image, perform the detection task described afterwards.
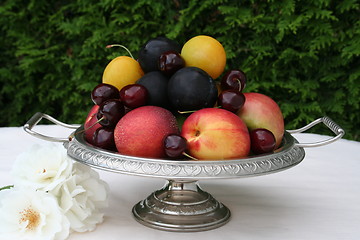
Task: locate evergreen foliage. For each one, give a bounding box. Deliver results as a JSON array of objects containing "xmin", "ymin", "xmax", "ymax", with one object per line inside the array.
[{"xmin": 0, "ymin": 0, "xmax": 359, "ymax": 140}]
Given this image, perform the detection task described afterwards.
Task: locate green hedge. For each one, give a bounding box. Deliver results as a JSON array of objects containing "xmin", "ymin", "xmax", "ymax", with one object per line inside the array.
[{"xmin": 0, "ymin": 0, "xmax": 359, "ymax": 140}]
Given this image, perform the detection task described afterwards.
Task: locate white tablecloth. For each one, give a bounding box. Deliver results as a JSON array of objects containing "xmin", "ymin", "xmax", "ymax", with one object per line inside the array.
[{"xmin": 1, "ymin": 125, "xmax": 359, "ymax": 240}]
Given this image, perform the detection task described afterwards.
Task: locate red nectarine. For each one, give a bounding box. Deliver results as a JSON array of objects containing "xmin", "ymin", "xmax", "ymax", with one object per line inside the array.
[
  {"xmin": 237, "ymin": 93, "xmax": 284, "ymax": 148},
  {"xmin": 181, "ymin": 108, "xmax": 250, "ymax": 160},
  {"xmin": 114, "ymin": 106, "xmax": 179, "ymax": 158},
  {"xmin": 84, "ymin": 105, "xmax": 101, "ymax": 145}
]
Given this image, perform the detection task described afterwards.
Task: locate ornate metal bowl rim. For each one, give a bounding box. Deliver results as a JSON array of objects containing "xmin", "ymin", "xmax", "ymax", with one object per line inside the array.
[{"xmin": 65, "ymin": 126, "xmax": 305, "ymax": 180}]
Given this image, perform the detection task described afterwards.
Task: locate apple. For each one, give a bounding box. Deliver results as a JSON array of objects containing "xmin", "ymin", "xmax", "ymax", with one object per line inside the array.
[
  {"xmin": 237, "ymin": 92, "xmax": 284, "ymax": 148},
  {"xmin": 181, "ymin": 108, "xmax": 250, "ymax": 160},
  {"xmin": 114, "ymin": 106, "xmax": 179, "ymax": 158},
  {"xmin": 84, "ymin": 105, "xmax": 101, "ymax": 144}
]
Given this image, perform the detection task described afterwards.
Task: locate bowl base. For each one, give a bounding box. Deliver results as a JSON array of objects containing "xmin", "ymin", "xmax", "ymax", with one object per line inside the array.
[{"xmin": 132, "ymin": 180, "xmax": 230, "ymax": 232}]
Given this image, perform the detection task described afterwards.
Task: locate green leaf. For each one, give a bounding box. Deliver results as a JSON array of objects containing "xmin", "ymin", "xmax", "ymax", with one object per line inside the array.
[
  {"xmin": 0, "ymin": 185, "xmax": 14, "ymax": 191},
  {"xmin": 0, "ymin": 0, "xmax": 358, "ymax": 140}
]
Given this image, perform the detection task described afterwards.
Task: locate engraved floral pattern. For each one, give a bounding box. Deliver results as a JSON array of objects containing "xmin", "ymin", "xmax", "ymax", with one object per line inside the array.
[{"xmin": 66, "ymin": 136, "xmax": 305, "ymax": 179}]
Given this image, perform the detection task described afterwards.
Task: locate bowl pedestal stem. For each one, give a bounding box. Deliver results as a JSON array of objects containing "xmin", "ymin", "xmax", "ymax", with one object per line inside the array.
[{"xmin": 132, "ymin": 180, "xmax": 231, "ymax": 232}]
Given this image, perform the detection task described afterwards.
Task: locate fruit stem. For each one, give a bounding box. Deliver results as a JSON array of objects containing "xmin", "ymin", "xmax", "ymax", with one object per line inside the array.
[
  {"xmin": 86, "ymin": 116, "xmax": 105, "ymax": 130},
  {"xmin": 69, "ymin": 116, "xmax": 105, "ymax": 141},
  {"xmin": 178, "ymin": 110, "xmax": 196, "ymax": 114},
  {"xmin": 106, "ymin": 44, "xmax": 135, "ymax": 59},
  {"xmin": 182, "ymin": 152, "xmax": 198, "ymax": 160},
  {"xmin": 178, "ymin": 106, "xmax": 221, "ymax": 114},
  {"xmin": 236, "ymin": 78, "xmax": 242, "ymax": 92}
]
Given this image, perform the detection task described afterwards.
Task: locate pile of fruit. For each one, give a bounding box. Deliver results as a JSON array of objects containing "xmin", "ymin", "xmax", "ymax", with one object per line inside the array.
[{"xmin": 82, "ymin": 35, "xmax": 284, "ymax": 161}]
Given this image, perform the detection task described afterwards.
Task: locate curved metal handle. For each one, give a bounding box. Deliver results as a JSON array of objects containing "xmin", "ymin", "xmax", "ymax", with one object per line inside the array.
[
  {"xmin": 287, "ymin": 116, "xmax": 345, "ymax": 148},
  {"xmin": 23, "ymin": 112, "xmax": 80, "ymax": 142}
]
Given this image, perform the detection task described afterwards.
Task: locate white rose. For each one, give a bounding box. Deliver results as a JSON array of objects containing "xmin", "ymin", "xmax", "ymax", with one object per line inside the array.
[
  {"xmin": 11, "ymin": 143, "xmax": 73, "ymax": 195},
  {"xmin": 10, "ymin": 143, "xmax": 109, "ymax": 234},
  {"xmin": 58, "ymin": 162, "xmax": 109, "ymax": 232},
  {"xmin": 0, "ymin": 187, "xmax": 70, "ymax": 240}
]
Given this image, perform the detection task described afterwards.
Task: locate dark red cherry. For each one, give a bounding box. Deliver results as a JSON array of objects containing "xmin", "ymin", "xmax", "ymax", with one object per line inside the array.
[
  {"xmin": 221, "ymin": 69, "xmax": 247, "ymax": 92},
  {"xmin": 91, "ymin": 83, "xmax": 120, "ymax": 105},
  {"xmin": 138, "ymin": 36, "xmax": 181, "ymax": 73},
  {"xmin": 97, "ymin": 99, "xmax": 125, "ymax": 127},
  {"xmin": 92, "ymin": 127, "xmax": 116, "ymax": 151},
  {"xmin": 164, "ymin": 134, "xmax": 188, "ymax": 159},
  {"xmin": 119, "ymin": 84, "xmax": 148, "ymax": 109},
  {"xmin": 158, "ymin": 51, "xmax": 185, "ymax": 76},
  {"xmin": 218, "ymin": 90, "xmax": 245, "ymax": 113},
  {"xmin": 250, "ymin": 128, "xmax": 276, "ymax": 154}
]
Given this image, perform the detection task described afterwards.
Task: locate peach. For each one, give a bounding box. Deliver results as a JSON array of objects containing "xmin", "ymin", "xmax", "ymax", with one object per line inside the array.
[
  {"xmin": 237, "ymin": 93, "xmax": 284, "ymax": 148},
  {"xmin": 181, "ymin": 108, "xmax": 250, "ymax": 160},
  {"xmin": 114, "ymin": 106, "xmax": 179, "ymax": 158}
]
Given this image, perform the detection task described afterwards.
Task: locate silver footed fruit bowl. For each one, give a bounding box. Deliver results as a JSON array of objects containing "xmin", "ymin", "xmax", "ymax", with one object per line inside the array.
[{"xmin": 24, "ymin": 112, "xmax": 344, "ymax": 232}]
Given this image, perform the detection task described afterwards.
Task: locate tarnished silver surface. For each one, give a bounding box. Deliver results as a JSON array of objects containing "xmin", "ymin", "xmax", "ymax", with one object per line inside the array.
[
  {"xmin": 65, "ymin": 130, "xmax": 305, "ymax": 180},
  {"xmin": 63, "ymin": 128, "xmax": 306, "ymax": 232},
  {"xmin": 289, "ymin": 116, "xmax": 345, "ymax": 147},
  {"xmin": 63, "ymin": 128, "xmax": 305, "ymax": 231},
  {"xmin": 132, "ymin": 180, "xmax": 230, "ymax": 232},
  {"xmin": 23, "ymin": 112, "xmax": 80, "ymax": 142},
  {"xmin": 24, "ymin": 113, "xmax": 345, "ymax": 232}
]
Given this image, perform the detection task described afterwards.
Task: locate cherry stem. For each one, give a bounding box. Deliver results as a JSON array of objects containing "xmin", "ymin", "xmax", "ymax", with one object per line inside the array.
[
  {"xmin": 182, "ymin": 152, "xmax": 198, "ymax": 160},
  {"xmin": 178, "ymin": 106, "xmax": 222, "ymax": 115},
  {"xmin": 236, "ymin": 78, "xmax": 242, "ymax": 92},
  {"xmin": 178, "ymin": 110, "xmax": 196, "ymax": 114},
  {"xmin": 106, "ymin": 44, "xmax": 134, "ymax": 59},
  {"xmin": 86, "ymin": 116, "xmax": 105, "ymax": 130},
  {"xmin": 69, "ymin": 116, "xmax": 105, "ymax": 141}
]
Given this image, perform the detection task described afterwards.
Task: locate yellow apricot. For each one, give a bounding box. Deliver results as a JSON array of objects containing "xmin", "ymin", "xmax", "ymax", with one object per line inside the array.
[
  {"xmin": 102, "ymin": 56, "xmax": 144, "ymax": 90},
  {"xmin": 181, "ymin": 35, "xmax": 226, "ymax": 79}
]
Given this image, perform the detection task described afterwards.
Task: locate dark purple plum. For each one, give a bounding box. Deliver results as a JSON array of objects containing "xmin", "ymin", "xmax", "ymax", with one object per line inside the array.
[
  {"xmin": 168, "ymin": 67, "xmax": 218, "ymax": 112},
  {"xmin": 136, "ymin": 71, "xmax": 170, "ymax": 109}
]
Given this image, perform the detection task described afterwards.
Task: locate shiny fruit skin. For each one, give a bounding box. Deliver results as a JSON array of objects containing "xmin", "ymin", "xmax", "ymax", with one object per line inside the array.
[
  {"xmin": 119, "ymin": 84, "xmax": 148, "ymax": 109},
  {"xmin": 181, "ymin": 35, "xmax": 226, "ymax": 79},
  {"xmin": 250, "ymin": 128, "xmax": 276, "ymax": 154},
  {"xmin": 218, "ymin": 90, "xmax": 246, "ymax": 113},
  {"xmin": 102, "ymin": 56, "xmax": 144, "ymax": 91},
  {"xmin": 158, "ymin": 51, "xmax": 185, "ymax": 77},
  {"xmin": 164, "ymin": 134, "xmax": 188, "ymax": 159},
  {"xmin": 136, "ymin": 71, "xmax": 170, "ymax": 109},
  {"xmin": 97, "ymin": 99, "xmax": 125, "ymax": 127},
  {"xmin": 181, "ymin": 108, "xmax": 250, "ymax": 160},
  {"xmin": 91, "ymin": 83, "xmax": 120, "ymax": 105},
  {"xmin": 138, "ymin": 36, "xmax": 181, "ymax": 73},
  {"xmin": 221, "ymin": 70, "xmax": 247, "ymax": 92},
  {"xmin": 237, "ymin": 92, "xmax": 284, "ymax": 147},
  {"xmin": 114, "ymin": 106, "xmax": 179, "ymax": 158},
  {"xmin": 168, "ymin": 67, "xmax": 218, "ymax": 111},
  {"xmin": 84, "ymin": 105, "xmax": 101, "ymax": 144},
  {"xmin": 92, "ymin": 127, "xmax": 116, "ymax": 151}
]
